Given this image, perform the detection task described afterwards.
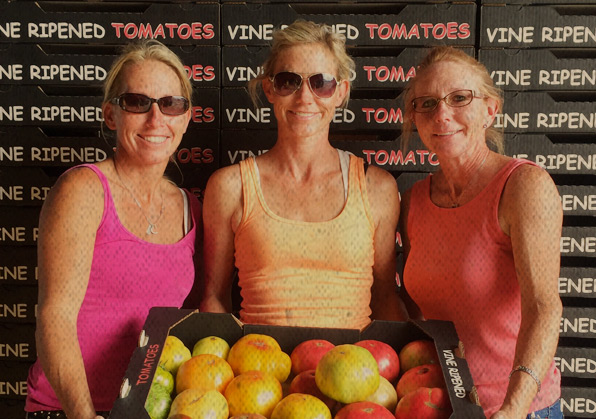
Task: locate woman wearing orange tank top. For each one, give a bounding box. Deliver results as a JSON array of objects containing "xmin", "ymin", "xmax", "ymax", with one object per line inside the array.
[
  {"xmin": 399, "ymin": 47, "xmax": 563, "ymax": 418},
  {"xmin": 200, "ymin": 21, "xmax": 408, "ymax": 328}
]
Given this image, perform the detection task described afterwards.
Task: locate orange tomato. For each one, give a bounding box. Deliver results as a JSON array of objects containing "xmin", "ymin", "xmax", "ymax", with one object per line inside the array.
[
  {"xmin": 227, "ymin": 334, "xmax": 291, "ymax": 383},
  {"xmin": 224, "ymin": 370, "xmax": 283, "ymax": 418},
  {"xmin": 175, "ymin": 354, "xmax": 234, "ymax": 394}
]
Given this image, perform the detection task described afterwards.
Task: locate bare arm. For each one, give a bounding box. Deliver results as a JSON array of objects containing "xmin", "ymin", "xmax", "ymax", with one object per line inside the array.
[
  {"xmin": 493, "ymin": 165, "xmax": 563, "ymax": 418},
  {"xmin": 397, "ymin": 188, "xmax": 423, "ymax": 320},
  {"xmin": 367, "ymin": 167, "xmax": 408, "ymax": 321},
  {"xmin": 199, "ymin": 166, "xmax": 243, "ymax": 313},
  {"xmin": 35, "ymin": 168, "xmax": 104, "ymax": 419}
]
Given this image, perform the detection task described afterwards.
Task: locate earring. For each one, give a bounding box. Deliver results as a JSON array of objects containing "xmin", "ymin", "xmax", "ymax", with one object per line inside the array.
[{"xmin": 483, "ymin": 123, "xmax": 488, "ymax": 129}]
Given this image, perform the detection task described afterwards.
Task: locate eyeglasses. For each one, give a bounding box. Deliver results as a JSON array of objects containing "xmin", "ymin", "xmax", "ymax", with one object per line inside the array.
[
  {"xmin": 412, "ymin": 89, "xmax": 484, "ymax": 113},
  {"xmin": 110, "ymin": 93, "xmax": 189, "ymax": 116},
  {"xmin": 270, "ymin": 72, "xmax": 338, "ymax": 99}
]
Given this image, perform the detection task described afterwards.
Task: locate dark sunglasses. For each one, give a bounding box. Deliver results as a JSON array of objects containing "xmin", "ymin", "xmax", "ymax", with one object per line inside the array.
[
  {"xmin": 110, "ymin": 93, "xmax": 189, "ymax": 116},
  {"xmin": 270, "ymin": 72, "xmax": 338, "ymax": 99}
]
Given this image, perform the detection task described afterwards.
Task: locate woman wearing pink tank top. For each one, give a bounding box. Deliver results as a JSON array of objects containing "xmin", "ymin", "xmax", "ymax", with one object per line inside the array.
[
  {"xmin": 25, "ymin": 41, "xmax": 202, "ymax": 419},
  {"xmin": 400, "ymin": 47, "xmax": 563, "ymax": 418}
]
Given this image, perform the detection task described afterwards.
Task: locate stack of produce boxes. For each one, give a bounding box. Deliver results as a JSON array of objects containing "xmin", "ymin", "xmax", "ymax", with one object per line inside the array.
[
  {"xmin": 479, "ymin": 1, "xmax": 596, "ymax": 417},
  {"xmin": 0, "ymin": 1, "xmax": 220, "ymax": 416}
]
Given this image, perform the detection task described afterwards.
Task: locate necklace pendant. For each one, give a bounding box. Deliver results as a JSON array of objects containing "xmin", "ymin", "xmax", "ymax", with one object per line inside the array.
[{"xmin": 147, "ymin": 224, "xmax": 158, "ymax": 235}]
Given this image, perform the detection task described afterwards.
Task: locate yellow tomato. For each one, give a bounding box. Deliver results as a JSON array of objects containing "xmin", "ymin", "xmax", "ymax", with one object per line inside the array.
[
  {"xmin": 169, "ymin": 388, "xmax": 228, "ymax": 419},
  {"xmin": 192, "ymin": 336, "xmax": 230, "ymax": 359},
  {"xmin": 224, "ymin": 370, "xmax": 283, "ymax": 418},
  {"xmin": 315, "ymin": 344, "xmax": 380, "ymax": 404},
  {"xmin": 271, "ymin": 393, "xmax": 332, "ymax": 419},
  {"xmin": 158, "ymin": 335, "xmax": 191, "ymax": 376}
]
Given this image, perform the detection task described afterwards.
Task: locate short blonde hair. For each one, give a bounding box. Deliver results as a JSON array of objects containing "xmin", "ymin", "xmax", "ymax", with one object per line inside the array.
[
  {"xmin": 248, "ymin": 20, "xmax": 355, "ymax": 108},
  {"xmin": 103, "ymin": 39, "xmax": 192, "ymax": 107},
  {"xmin": 402, "ymin": 46, "xmax": 504, "ymax": 153}
]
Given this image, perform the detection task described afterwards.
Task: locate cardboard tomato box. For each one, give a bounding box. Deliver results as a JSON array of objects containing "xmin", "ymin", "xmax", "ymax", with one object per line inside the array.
[{"xmin": 109, "ymin": 308, "xmax": 484, "ymax": 418}]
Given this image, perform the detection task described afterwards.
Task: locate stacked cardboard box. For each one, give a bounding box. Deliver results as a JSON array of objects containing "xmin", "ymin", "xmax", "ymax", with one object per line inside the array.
[{"xmin": 479, "ymin": 2, "xmax": 596, "ymax": 417}]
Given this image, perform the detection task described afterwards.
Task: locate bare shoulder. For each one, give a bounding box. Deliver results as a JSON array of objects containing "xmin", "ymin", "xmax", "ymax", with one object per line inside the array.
[
  {"xmin": 41, "ymin": 165, "xmax": 104, "ymax": 230},
  {"xmin": 504, "ymin": 162, "xmax": 559, "ymax": 203},
  {"xmin": 205, "ymin": 163, "xmax": 242, "ymax": 199},
  {"xmin": 364, "ymin": 165, "xmax": 400, "ymax": 221}
]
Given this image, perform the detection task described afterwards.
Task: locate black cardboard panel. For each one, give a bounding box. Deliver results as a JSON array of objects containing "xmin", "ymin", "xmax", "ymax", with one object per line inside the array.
[
  {"xmin": 0, "ymin": 398, "xmax": 26, "ymax": 419},
  {"xmin": 560, "ymin": 228, "xmax": 596, "ymax": 259},
  {"xmin": 0, "ymin": 285, "xmax": 37, "ymax": 324},
  {"xmin": 0, "ymin": 360, "xmax": 32, "ymax": 400},
  {"xmin": 560, "ymin": 307, "xmax": 596, "ymax": 339},
  {"xmin": 0, "ymin": 207, "xmax": 40, "ymax": 247},
  {"xmin": 558, "ymin": 186, "xmax": 596, "ymax": 217},
  {"xmin": 0, "ymin": 2, "xmax": 219, "ymax": 45},
  {"xmin": 0, "ymin": 86, "xmax": 219, "ymax": 129},
  {"xmin": 0, "ymin": 323, "xmax": 36, "ymax": 362},
  {"xmin": 221, "ymin": 87, "xmax": 405, "ymax": 131},
  {"xmin": 559, "ymin": 268, "xmax": 596, "ymax": 299},
  {"xmin": 0, "ymin": 247, "xmax": 37, "ymax": 285},
  {"xmin": 506, "ymin": 135, "xmax": 596, "ymax": 175},
  {"xmin": 0, "ymin": 44, "xmax": 221, "ymax": 87},
  {"xmin": 222, "ymin": 3, "xmax": 476, "ymax": 47},
  {"xmin": 561, "ymin": 386, "xmax": 596, "ymax": 418},
  {"xmin": 479, "ymin": 49, "xmax": 596, "ymax": 92},
  {"xmin": 222, "ymin": 46, "xmax": 475, "ymax": 89},
  {"xmin": 497, "ymin": 92, "xmax": 596, "ymax": 134},
  {"xmin": 555, "ymin": 346, "xmax": 596, "ymax": 380},
  {"xmin": 480, "ymin": 5, "xmax": 596, "ymax": 48}
]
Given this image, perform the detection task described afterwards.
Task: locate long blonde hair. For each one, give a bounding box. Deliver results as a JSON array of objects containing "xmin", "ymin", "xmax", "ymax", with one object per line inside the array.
[
  {"xmin": 247, "ymin": 20, "xmax": 355, "ymax": 108},
  {"xmin": 402, "ymin": 46, "xmax": 504, "ymax": 153},
  {"xmin": 103, "ymin": 39, "xmax": 192, "ymax": 107}
]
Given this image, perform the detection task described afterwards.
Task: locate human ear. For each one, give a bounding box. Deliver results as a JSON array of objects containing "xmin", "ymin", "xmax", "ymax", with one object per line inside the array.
[
  {"xmin": 334, "ymin": 80, "xmax": 349, "ymax": 108},
  {"xmin": 262, "ymin": 77, "xmax": 275, "ymax": 104},
  {"xmin": 102, "ymin": 102, "xmax": 117, "ymax": 130}
]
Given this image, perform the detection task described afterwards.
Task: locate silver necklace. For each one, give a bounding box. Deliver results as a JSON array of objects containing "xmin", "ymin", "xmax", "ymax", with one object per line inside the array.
[
  {"xmin": 449, "ymin": 152, "xmax": 489, "ymax": 208},
  {"xmin": 113, "ymin": 160, "xmax": 165, "ymax": 235}
]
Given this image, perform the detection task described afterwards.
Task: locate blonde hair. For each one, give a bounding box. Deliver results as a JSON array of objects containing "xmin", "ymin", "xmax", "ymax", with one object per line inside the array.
[
  {"xmin": 102, "ymin": 39, "xmax": 192, "ymax": 107},
  {"xmin": 402, "ymin": 46, "xmax": 504, "ymax": 153},
  {"xmin": 248, "ymin": 20, "xmax": 355, "ymax": 108}
]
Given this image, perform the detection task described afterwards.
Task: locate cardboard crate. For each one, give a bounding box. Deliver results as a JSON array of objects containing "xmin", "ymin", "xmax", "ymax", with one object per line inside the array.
[
  {"xmin": 221, "ymin": 87, "xmax": 405, "ymax": 131},
  {"xmin": 561, "ymin": 386, "xmax": 596, "ymax": 418},
  {"xmin": 560, "ymin": 227, "xmax": 596, "ymax": 259},
  {"xmin": 557, "ymin": 186, "xmax": 596, "ymax": 217},
  {"xmin": 0, "ymin": 127, "xmax": 110, "ymax": 167},
  {"xmin": 479, "ymin": 49, "xmax": 596, "ymax": 92},
  {"xmin": 0, "ymin": 323, "xmax": 36, "ymax": 362},
  {"xmin": 506, "ymin": 135, "xmax": 596, "ymax": 175},
  {"xmin": 0, "ymin": 207, "xmax": 40, "ymax": 247},
  {"xmin": 0, "ymin": 285, "xmax": 37, "ymax": 324},
  {"xmin": 222, "ymin": 46, "xmax": 475, "ymax": 89},
  {"xmin": 0, "ymin": 2, "xmax": 219, "ymax": 45},
  {"xmin": 0, "ymin": 86, "xmax": 219, "ymax": 129},
  {"xmin": 559, "ymin": 267, "xmax": 596, "ymax": 299},
  {"xmin": 555, "ymin": 346, "xmax": 596, "ymax": 380},
  {"xmin": 219, "ymin": 130, "xmax": 438, "ymax": 173},
  {"xmin": 172, "ymin": 128, "xmax": 219, "ymax": 194},
  {"xmin": 0, "ymin": 398, "xmax": 26, "ymax": 419},
  {"xmin": 0, "ymin": 44, "xmax": 221, "ymax": 88},
  {"xmin": 560, "ymin": 307, "xmax": 596, "ymax": 339},
  {"xmin": 0, "ymin": 360, "xmax": 31, "ymax": 400},
  {"xmin": 222, "ymin": 3, "xmax": 476, "ymax": 47},
  {"xmin": 496, "ymin": 92, "xmax": 596, "ymax": 134},
  {"xmin": 0, "ymin": 247, "xmax": 37, "ymax": 286},
  {"xmin": 109, "ymin": 308, "xmax": 484, "ymax": 418},
  {"xmin": 0, "ymin": 167, "xmax": 56, "ymax": 206},
  {"xmin": 480, "ymin": 5, "xmax": 596, "ymax": 48}
]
